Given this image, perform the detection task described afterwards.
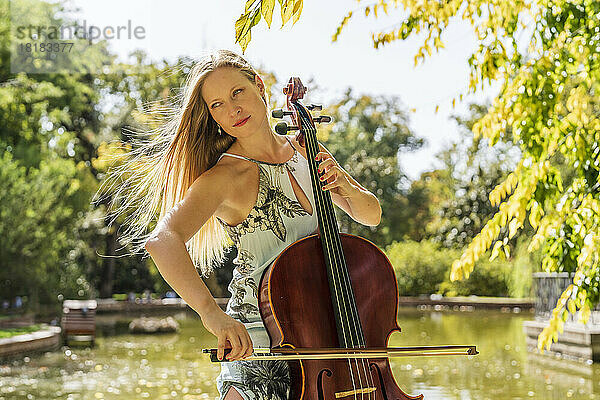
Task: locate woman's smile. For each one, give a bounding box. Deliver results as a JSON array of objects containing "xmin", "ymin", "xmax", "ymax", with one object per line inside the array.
[{"xmin": 234, "ymin": 115, "xmax": 251, "ymax": 127}]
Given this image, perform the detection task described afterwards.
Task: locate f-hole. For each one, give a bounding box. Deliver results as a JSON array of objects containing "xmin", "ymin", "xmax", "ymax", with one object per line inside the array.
[
  {"xmin": 286, "ymin": 169, "xmax": 313, "ymax": 216},
  {"xmin": 370, "ymin": 363, "xmax": 389, "ymax": 400},
  {"xmin": 317, "ymin": 369, "xmax": 332, "ymax": 400}
]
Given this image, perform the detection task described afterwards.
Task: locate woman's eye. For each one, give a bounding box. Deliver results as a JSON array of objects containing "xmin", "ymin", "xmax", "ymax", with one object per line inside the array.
[{"xmin": 234, "ymin": 88, "xmax": 243, "ymax": 95}]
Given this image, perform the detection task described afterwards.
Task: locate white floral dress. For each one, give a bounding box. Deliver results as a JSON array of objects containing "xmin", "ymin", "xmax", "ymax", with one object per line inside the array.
[{"xmin": 214, "ymin": 135, "xmax": 318, "ymax": 400}]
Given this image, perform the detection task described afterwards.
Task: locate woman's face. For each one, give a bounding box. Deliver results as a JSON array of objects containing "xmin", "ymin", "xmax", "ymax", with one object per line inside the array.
[{"xmin": 201, "ymin": 66, "xmax": 267, "ymax": 137}]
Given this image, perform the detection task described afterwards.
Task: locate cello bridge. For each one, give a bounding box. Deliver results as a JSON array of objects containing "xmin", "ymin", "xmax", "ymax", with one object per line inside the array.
[{"xmin": 334, "ymin": 387, "xmax": 377, "ymax": 398}]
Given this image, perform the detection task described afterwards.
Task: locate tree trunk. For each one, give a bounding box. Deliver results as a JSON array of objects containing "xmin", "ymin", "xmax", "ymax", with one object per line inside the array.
[{"xmin": 99, "ymin": 228, "xmax": 117, "ymax": 298}]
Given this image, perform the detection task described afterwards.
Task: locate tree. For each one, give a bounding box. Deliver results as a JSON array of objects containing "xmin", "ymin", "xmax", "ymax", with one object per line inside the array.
[
  {"xmin": 232, "ymin": 0, "xmax": 600, "ymax": 351},
  {"xmin": 319, "ymin": 88, "xmax": 424, "ymax": 246},
  {"xmin": 0, "ymin": 0, "xmax": 109, "ymax": 308},
  {"xmin": 0, "ymin": 152, "xmax": 95, "ymax": 310},
  {"xmin": 426, "ymin": 103, "xmax": 521, "ymax": 250}
]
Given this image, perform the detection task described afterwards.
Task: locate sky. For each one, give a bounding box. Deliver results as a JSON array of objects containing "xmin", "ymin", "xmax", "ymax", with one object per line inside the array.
[{"xmin": 63, "ymin": 0, "xmax": 504, "ymax": 181}]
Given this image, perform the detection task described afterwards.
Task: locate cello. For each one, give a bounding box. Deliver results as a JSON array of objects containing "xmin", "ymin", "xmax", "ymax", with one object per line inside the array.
[{"xmin": 204, "ymin": 77, "xmax": 478, "ymax": 400}]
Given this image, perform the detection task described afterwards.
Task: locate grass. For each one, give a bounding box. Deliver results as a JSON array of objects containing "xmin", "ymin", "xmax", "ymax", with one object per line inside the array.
[{"xmin": 0, "ymin": 324, "xmax": 44, "ymax": 339}]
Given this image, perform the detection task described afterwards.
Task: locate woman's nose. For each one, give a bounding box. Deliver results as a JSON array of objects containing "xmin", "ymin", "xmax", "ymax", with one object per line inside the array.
[{"xmin": 230, "ymin": 104, "xmax": 241, "ymax": 117}]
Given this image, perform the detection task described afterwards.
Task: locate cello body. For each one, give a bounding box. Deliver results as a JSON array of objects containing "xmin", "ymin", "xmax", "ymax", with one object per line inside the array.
[{"xmin": 259, "ymin": 233, "xmax": 423, "ymax": 400}]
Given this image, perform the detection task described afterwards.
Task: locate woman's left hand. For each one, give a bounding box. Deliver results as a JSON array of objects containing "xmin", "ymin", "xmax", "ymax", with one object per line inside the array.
[{"xmin": 315, "ymin": 152, "xmax": 357, "ymax": 199}]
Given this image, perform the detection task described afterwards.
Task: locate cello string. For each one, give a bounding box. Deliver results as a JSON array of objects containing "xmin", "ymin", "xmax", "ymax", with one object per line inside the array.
[
  {"xmin": 299, "ymin": 110, "xmax": 375, "ymax": 399},
  {"xmin": 299, "ymin": 110, "xmax": 368, "ymax": 399},
  {"xmin": 305, "ymin": 124, "xmax": 363, "ymax": 400},
  {"xmin": 299, "ymin": 115, "xmax": 360, "ymax": 398}
]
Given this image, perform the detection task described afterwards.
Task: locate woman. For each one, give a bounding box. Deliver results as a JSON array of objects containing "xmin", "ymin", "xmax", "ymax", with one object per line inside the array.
[{"xmin": 105, "ymin": 49, "xmax": 382, "ymax": 400}]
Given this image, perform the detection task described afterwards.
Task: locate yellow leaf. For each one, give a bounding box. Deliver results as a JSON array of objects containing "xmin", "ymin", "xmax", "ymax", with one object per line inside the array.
[
  {"xmin": 450, "ymin": 259, "xmax": 462, "ymax": 281},
  {"xmin": 490, "ymin": 241, "xmax": 502, "ymax": 261},
  {"xmin": 281, "ymin": 0, "xmax": 293, "ymax": 26},
  {"xmin": 244, "ymin": 0, "xmax": 256, "ymax": 13},
  {"xmin": 502, "ymin": 244, "xmax": 511, "ymax": 259},
  {"xmin": 580, "ymin": 303, "xmax": 591, "ymax": 323},
  {"xmin": 465, "ymin": 250, "xmax": 474, "ymax": 269},
  {"xmin": 529, "ymin": 201, "xmax": 542, "ymax": 229},
  {"xmin": 508, "ymin": 217, "xmax": 520, "ymax": 239},
  {"xmin": 292, "ymin": 0, "xmax": 303, "ymax": 25},
  {"xmin": 261, "ymin": 0, "xmax": 275, "ymax": 28},
  {"xmin": 565, "ymin": 135, "xmax": 575, "ymax": 149},
  {"xmin": 567, "ymin": 299, "xmax": 576, "ymax": 315}
]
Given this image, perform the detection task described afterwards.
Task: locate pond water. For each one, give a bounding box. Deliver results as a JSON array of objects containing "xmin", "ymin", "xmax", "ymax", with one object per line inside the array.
[{"xmin": 1, "ymin": 308, "xmax": 599, "ymax": 399}]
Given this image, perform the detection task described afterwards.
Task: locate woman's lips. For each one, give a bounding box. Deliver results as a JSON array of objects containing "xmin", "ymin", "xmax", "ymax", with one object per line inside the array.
[{"xmin": 234, "ymin": 116, "xmax": 250, "ymax": 127}]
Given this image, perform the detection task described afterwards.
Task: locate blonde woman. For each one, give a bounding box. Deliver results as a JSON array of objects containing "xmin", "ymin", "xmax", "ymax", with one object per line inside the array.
[{"xmin": 106, "ymin": 49, "xmax": 381, "ymax": 400}]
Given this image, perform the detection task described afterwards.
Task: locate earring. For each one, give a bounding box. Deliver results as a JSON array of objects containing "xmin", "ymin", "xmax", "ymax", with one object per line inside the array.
[{"xmin": 217, "ymin": 124, "xmax": 222, "ymax": 135}]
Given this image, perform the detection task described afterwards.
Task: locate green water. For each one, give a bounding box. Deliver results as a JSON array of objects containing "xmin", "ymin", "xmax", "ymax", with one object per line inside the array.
[{"xmin": 1, "ymin": 309, "xmax": 599, "ymax": 399}]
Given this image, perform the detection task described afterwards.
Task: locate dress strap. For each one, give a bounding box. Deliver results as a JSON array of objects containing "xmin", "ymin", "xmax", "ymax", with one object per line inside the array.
[
  {"xmin": 216, "ymin": 136, "xmax": 297, "ymax": 165},
  {"xmin": 217, "ymin": 152, "xmax": 254, "ymax": 163}
]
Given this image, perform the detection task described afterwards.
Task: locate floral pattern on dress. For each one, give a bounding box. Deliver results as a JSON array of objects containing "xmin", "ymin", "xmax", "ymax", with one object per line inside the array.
[
  {"xmin": 229, "ymin": 276, "xmax": 258, "ymax": 304},
  {"xmin": 227, "ymin": 275, "xmax": 260, "ymax": 322},
  {"xmin": 220, "ymin": 163, "xmax": 309, "ymax": 244},
  {"xmin": 233, "ymin": 248, "xmax": 256, "ymax": 277},
  {"xmin": 219, "ymin": 358, "xmax": 290, "ymax": 400},
  {"xmin": 239, "ymin": 359, "xmax": 290, "ymax": 400},
  {"xmin": 228, "ymin": 302, "xmax": 259, "ymax": 323}
]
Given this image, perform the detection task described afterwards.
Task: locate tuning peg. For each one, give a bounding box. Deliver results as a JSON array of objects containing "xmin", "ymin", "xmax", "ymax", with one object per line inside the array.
[
  {"xmin": 275, "ymin": 122, "xmax": 299, "ymax": 135},
  {"xmin": 307, "ymin": 104, "xmax": 322, "ymax": 111},
  {"xmin": 314, "ymin": 115, "xmax": 332, "ymax": 123},
  {"xmin": 272, "ymin": 109, "xmax": 293, "ymax": 119}
]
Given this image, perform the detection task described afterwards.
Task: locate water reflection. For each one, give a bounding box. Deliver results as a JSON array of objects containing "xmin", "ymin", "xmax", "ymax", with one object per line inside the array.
[
  {"xmin": 0, "ymin": 309, "xmax": 598, "ymax": 399},
  {"xmin": 390, "ymin": 309, "xmax": 600, "ymax": 399}
]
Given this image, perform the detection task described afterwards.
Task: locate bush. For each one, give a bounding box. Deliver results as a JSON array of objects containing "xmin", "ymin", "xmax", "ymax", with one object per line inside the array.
[
  {"xmin": 385, "ymin": 239, "xmax": 460, "ymax": 296},
  {"xmin": 438, "ymin": 255, "xmax": 511, "ymax": 297},
  {"xmin": 385, "ymin": 239, "xmax": 530, "ymax": 297}
]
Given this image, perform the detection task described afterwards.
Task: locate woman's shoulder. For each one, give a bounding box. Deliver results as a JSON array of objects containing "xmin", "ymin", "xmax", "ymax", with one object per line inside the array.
[
  {"xmin": 205, "ymin": 153, "xmax": 258, "ymax": 222},
  {"xmin": 212, "ymin": 148, "xmax": 255, "ymax": 175},
  {"xmin": 201, "ymin": 156, "xmax": 247, "ymax": 193}
]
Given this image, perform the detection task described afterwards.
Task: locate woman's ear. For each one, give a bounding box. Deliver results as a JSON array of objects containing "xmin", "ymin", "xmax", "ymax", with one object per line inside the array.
[{"xmin": 254, "ymin": 74, "xmax": 265, "ymax": 95}]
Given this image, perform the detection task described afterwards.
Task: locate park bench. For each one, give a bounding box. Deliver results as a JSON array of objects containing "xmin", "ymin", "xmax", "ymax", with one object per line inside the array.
[{"xmin": 61, "ymin": 299, "xmax": 97, "ymax": 346}]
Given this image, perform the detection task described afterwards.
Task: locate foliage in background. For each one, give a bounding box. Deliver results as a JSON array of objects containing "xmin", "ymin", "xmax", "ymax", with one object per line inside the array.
[
  {"xmin": 0, "ymin": 152, "xmax": 95, "ymax": 308},
  {"xmin": 1, "ymin": 0, "xmax": 570, "ymax": 315},
  {"xmin": 319, "ymin": 88, "xmax": 425, "ymax": 246},
  {"xmin": 233, "ymin": 0, "xmax": 600, "ymax": 351},
  {"xmin": 387, "ymin": 236, "xmax": 543, "ymax": 298},
  {"xmin": 386, "ymin": 240, "xmax": 458, "ymax": 296},
  {"xmin": 425, "ymin": 103, "xmax": 522, "ymax": 249}
]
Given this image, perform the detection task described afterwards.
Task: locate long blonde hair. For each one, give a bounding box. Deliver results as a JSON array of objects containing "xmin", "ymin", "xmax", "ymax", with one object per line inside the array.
[{"xmin": 94, "ymin": 49, "xmax": 270, "ymax": 277}]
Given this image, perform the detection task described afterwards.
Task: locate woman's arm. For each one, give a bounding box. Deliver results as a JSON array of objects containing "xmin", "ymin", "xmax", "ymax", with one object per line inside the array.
[
  {"xmin": 315, "ymin": 141, "xmax": 382, "ymax": 227},
  {"xmin": 145, "ymin": 165, "xmax": 254, "ymax": 361},
  {"xmin": 336, "ymin": 177, "xmax": 382, "ymax": 226},
  {"xmin": 144, "ymin": 166, "xmax": 231, "ymax": 318},
  {"xmin": 145, "ymin": 230, "xmax": 221, "ymax": 317}
]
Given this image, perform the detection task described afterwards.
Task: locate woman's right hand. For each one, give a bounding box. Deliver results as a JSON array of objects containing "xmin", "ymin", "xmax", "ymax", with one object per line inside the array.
[{"xmin": 200, "ymin": 306, "xmax": 253, "ymax": 361}]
